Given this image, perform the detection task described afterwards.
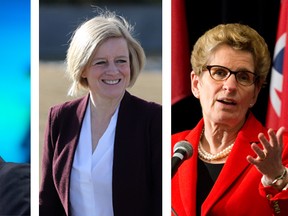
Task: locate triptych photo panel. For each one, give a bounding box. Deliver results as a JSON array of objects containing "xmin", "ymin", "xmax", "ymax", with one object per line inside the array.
[{"xmin": 1, "ymin": 0, "xmax": 288, "ymax": 215}]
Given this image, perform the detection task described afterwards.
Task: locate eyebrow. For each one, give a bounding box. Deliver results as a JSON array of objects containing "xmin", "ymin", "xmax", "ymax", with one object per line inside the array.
[
  {"xmin": 231, "ymin": 66, "xmax": 254, "ymax": 73},
  {"xmin": 93, "ymin": 55, "xmax": 129, "ymax": 59},
  {"xmin": 213, "ymin": 65, "xmax": 254, "ymax": 73}
]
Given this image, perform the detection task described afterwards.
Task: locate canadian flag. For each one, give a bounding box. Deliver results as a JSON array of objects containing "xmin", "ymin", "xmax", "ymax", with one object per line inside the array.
[{"xmin": 266, "ymin": 0, "xmax": 288, "ymax": 131}]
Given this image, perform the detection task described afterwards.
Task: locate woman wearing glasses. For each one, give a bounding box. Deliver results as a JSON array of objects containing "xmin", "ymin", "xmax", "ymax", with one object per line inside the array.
[{"xmin": 171, "ymin": 23, "xmax": 288, "ymax": 216}]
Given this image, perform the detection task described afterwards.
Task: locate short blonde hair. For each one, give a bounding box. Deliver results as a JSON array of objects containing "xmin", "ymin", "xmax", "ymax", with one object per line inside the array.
[
  {"xmin": 66, "ymin": 11, "xmax": 146, "ymax": 96},
  {"xmin": 191, "ymin": 23, "xmax": 271, "ymax": 86}
]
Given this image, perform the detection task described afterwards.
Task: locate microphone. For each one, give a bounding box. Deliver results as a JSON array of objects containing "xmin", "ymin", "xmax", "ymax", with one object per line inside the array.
[{"xmin": 172, "ymin": 141, "xmax": 193, "ymax": 178}]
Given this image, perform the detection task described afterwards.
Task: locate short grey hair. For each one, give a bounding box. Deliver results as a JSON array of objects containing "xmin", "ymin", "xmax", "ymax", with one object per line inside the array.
[{"xmin": 191, "ymin": 23, "xmax": 271, "ymax": 87}]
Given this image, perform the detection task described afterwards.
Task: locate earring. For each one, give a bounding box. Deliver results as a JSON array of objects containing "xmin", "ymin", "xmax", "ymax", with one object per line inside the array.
[{"xmin": 249, "ymin": 103, "xmax": 254, "ymax": 107}]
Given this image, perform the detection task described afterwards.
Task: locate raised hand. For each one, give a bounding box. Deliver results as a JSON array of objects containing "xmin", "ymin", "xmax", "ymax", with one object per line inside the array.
[{"xmin": 247, "ymin": 127, "xmax": 287, "ymax": 189}]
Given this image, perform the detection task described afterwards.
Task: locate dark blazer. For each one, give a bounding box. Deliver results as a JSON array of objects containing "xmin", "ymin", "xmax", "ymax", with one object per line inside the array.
[
  {"xmin": 0, "ymin": 157, "xmax": 30, "ymax": 216},
  {"xmin": 39, "ymin": 91, "xmax": 162, "ymax": 216},
  {"xmin": 172, "ymin": 113, "xmax": 288, "ymax": 216}
]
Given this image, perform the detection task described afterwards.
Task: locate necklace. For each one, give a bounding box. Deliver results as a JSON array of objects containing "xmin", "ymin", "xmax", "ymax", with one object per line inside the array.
[
  {"xmin": 198, "ymin": 141, "xmax": 234, "ymax": 161},
  {"xmin": 198, "ymin": 129, "xmax": 234, "ymax": 161}
]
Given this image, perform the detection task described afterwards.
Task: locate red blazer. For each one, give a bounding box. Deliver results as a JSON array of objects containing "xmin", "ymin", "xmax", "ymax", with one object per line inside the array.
[
  {"xmin": 39, "ymin": 91, "xmax": 162, "ymax": 216},
  {"xmin": 172, "ymin": 113, "xmax": 288, "ymax": 216}
]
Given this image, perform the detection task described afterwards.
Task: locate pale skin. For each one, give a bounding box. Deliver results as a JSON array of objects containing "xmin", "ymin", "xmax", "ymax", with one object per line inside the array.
[
  {"xmin": 191, "ymin": 44, "xmax": 287, "ymax": 189},
  {"xmin": 247, "ymin": 127, "xmax": 286, "ymax": 189},
  {"xmin": 81, "ymin": 37, "xmax": 131, "ymax": 152}
]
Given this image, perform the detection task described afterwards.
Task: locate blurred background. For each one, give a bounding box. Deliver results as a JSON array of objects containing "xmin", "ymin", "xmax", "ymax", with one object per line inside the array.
[
  {"xmin": 40, "ymin": 0, "xmax": 162, "ymax": 61},
  {"xmin": 0, "ymin": 0, "xmax": 30, "ymax": 163},
  {"xmin": 39, "ymin": 0, "xmax": 162, "ymax": 158}
]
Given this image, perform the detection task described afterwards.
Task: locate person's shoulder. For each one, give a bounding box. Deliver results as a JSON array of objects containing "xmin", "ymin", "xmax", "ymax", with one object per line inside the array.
[
  {"xmin": 51, "ymin": 95, "xmax": 88, "ymax": 111},
  {"xmin": 126, "ymin": 91, "xmax": 161, "ymax": 110},
  {"xmin": 0, "ymin": 161, "xmax": 30, "ymax": 180},
  {"xmin": 0, "ymin": 161, "xmax": 30, "ymax": 215},
  {"xmin": 48, "ymin": 95, "xmax": 88, "ymax": 119},
  {"xmin": 172, "ymin": 130, "xmax": 191, "ymax": 142}
]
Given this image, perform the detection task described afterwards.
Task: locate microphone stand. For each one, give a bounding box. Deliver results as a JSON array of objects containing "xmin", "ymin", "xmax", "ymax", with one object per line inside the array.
[{"xmin": 171, "ymin": 161, "xmax": 179, "ymax": 216}]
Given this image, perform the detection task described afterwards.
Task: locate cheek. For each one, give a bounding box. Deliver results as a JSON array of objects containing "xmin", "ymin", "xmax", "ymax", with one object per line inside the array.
[
  {"xmin": 240, "ymin": 87, "xmax": 258, "ymax": 106},
  {"xmin": 84, "ymin": 68, "xmax": 98, "ymax": 78},
  {"xmin": 123, "ymin": 67, "xmax": 131, "ymax": 83},
  {"xmin": 199, "ymin": 87, "xmax": 216, "ymax": 107},
  {"xmin": 125, "ymin": 70, "xmax": 131, "ymax": 78},
  {"xmin": 199, "ymin": 81, "xmax": 218, "ymax": 99},
  {"xmin": 123, "ymin": 65, "xmax": 131, "ymax": 75}
]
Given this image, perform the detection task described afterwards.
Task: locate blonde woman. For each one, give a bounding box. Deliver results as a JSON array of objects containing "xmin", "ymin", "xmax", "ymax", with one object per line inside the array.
[{"xmin": 40, "ymin": 11, "xmax": 162, "ymax": 216}]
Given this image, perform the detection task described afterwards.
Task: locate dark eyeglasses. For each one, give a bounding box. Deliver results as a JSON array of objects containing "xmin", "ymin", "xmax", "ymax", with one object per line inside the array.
[{"xmin": 205, "ymin": 65, "xmax": 258, "ymax": 86}]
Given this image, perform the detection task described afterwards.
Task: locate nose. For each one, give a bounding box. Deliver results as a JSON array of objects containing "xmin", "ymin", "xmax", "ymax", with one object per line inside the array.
[
  {"xmin": 106, "ymin": 62, "xmax": 119, "ymax": 74},
  {"xmin": 222, "ymin": 74, "xmax": 237, "ymax": 91}
]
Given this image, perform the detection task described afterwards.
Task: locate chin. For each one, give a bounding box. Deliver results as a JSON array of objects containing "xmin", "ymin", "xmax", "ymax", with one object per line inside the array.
[
  {"xmin": 213, "ymin": 113, "xmax": 243, "ymax": 125},
  {"xmin": 104, "ymin": 90, "xmax": 125, "ymax": 100}
]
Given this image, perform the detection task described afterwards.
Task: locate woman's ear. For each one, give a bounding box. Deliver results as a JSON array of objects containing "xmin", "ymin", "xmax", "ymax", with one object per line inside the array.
[
  {"xmin": 81, "ymin": 71, "xmax": 87, "ymax": 78},
  {"xmin": 191, "ymin": 71, "xmax": 200, "ymax": 98}
]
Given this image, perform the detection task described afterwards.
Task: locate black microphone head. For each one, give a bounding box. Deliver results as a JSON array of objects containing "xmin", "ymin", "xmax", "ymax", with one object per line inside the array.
[{"xmin": 173, "ymin": 140, "xmax": 193, "ymax": 159}]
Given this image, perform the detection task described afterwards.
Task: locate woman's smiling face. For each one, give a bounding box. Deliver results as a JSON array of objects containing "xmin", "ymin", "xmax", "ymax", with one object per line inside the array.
[{"xmin": 82, "ymin": 37, "xmax": 130, "ymax": 101}]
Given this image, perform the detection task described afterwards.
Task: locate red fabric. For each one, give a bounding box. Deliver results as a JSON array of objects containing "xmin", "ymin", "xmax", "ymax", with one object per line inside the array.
[
  {"xmin": 171, "ymin": 0, "xmax": 192, "ymax": 104},
  {"xmin": 172, "ymin": 113, "xmax": 288, "ymax": 216},
  {"xmin": 266, "ymin": 0, "xmax": 288, "ymax": 131}
]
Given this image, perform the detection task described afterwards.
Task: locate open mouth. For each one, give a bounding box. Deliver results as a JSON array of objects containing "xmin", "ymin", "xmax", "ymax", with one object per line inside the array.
[
  {"xmin": 102, "ymin": 79, "xmax": 121, "ymax": 85},
  {"xmin": 217, "ymin": 99, "xmax": 237, "ymax": 105}
]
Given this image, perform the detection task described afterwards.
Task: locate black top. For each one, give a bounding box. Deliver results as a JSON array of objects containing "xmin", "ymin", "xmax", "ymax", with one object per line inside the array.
[
  {"xmin": 0, "ymin": 156, "xmax": 30, "ymax": 216},
  {"xmin": 196, "ymin": 158, "xmax": 224, "ymax": 216}
]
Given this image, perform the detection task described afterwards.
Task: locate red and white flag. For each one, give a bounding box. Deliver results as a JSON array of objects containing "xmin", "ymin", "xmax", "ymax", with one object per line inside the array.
[{"xmin": 266, "ymin": 0, "xmax": 288, "ymax": 131}]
